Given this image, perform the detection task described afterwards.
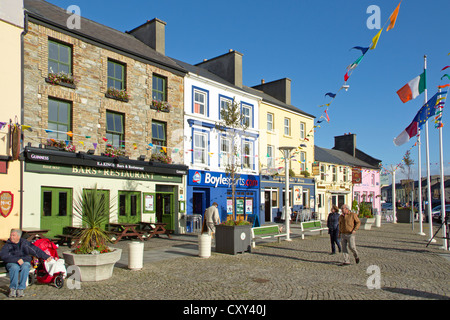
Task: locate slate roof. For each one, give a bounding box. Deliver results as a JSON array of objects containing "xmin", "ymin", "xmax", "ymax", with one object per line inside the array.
[
  {"xmin": 315, "ymin": 145, "xmax": 379, "ymax": 170},
  {"xmin": 24, "ymin": 0, "xmax": 186, "ymax": 75}
]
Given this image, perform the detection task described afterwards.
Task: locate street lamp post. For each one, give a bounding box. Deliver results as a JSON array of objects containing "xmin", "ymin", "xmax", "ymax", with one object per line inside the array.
[{"xmin": 280, "ymin": 146, "xmax": 295, "ymax": 241}]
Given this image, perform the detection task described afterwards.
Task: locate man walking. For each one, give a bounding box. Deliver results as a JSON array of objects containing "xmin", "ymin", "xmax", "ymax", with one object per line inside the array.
[
  {"xmin": 203, "ymin": 202, "xmax": 221, "ymax": 237},
  {"xmin": 338, "ymin": 204, "xmax": 361, "ymax": 265}
]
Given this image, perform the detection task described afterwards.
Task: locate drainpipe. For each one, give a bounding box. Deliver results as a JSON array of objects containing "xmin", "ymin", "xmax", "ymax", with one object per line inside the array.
[{"xmin": 19, "ymin": 12, "xmax": 29, "ymax": 229}]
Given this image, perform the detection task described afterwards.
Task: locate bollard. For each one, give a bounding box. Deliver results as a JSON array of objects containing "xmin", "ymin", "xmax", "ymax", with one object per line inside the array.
[
  {"xmin": 128, "ymin": 241, "xmax": 144, "ymax": 270},
  {"xmin": 375, "ymin": 214, "xmax": 381, "ymax": 227},
  {"xmin": 198, "ymin": 234, "xmax": 211, "ymax": 258}
]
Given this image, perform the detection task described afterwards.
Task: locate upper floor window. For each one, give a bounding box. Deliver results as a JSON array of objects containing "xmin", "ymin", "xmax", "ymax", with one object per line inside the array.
[
  {"xmin": 193, "ymin": 132, "xmax": 207, "ymax": 164},
  {"xmin": 300, "ymin": 151, "xmax": 306, "ymax": 172},
  {"xmin": 48, "ymin": 40, "xmax": 72, "ymax": 74},
  {"xmin": 220, "ymin": 137, "xmax": 231, "ymax": 167},
  {"xmin": 267, "ymin": 113, "xmax": 274, "ymax": 132},
  {"xmin": 152, "ymin": 74, "xmax": 167, "ymax": 101},
  {"xmin": 242, "ymin": 103, "xmax": 253, "ymax": 128},
  {"xmin": 343, "ymin": 167, "xmax": 348, "ymax": 182},
  {"xmin": 219, "ymin": 96, "xmax": 232, "ymax": 119},
  {"xmin": 300, "ymin": 122, "xmax": 306, "ymax": 139},
  {"xmin": 106, "ymin": 111, "xmax": 124, "ymax": 148},
  {"xmin": 193, "ymin": 87, "xmax": 208, "ymax": 116},
  {"xmin": 242, "ymin": 141, "xmax": 253, "ymax": 169},
  {"xmin": 107, "ymin": 60, "xmax": 125, "ymax": 90},
  {"xmin": 267, "ymin": 145, "xmax": 274, "ymax": 168},
  {"xmin": 48, "ymin": 98, "xmax": 72, "ymax": 141},
  {"xmin": 152, "ymin": 121, "xmax": 166, "ymax": 149},
  {"xmin": 284, "ymin": 118, "xmax": 291, "ymax": 136},
  {"xmin": 320, "ymin": 164, "xmax": 326, "ymax": 181},
  {"xmin": 332, "ymin": 166, "xmax": 337, "ymax": 182}
]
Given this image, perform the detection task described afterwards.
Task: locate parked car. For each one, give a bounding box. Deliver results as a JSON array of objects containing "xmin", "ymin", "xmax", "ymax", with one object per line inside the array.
[
  {"xmin": 431, "ymin": 205, "xmax": 450, "ymax": 222},
  {"xmin": 381, "ymin": 203, "xmax": 392, "ymax": 212}
]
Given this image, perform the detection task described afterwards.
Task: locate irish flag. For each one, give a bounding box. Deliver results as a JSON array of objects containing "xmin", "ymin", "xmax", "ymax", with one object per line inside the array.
[{"xmin": 396, "ymin": 72, "xmax": 426, "ymax": 103}]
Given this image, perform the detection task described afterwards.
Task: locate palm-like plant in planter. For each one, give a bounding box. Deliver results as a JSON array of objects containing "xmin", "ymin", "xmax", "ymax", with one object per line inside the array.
[
  {"xmin": 63, "ymin": 185, "xmax": 122, "ymax": 281},
  {"xmin": 73, "ymin": 185, "xmax": 113, "ymax": 254}
]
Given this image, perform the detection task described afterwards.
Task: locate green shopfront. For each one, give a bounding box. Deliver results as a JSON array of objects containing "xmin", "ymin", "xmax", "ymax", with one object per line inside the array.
[{"xmin": 22, "ymin": 147, "xmax": 188, "ymax": 238}]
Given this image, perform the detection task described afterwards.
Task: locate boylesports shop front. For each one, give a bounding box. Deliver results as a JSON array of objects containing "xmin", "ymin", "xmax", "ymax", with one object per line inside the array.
[{"xmin": 187, "ymin": 170, "xmax": 260, "ymax": 223}]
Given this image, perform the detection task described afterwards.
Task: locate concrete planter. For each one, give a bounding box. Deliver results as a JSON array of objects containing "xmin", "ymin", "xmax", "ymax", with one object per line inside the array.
[
  {"xmin": 63, "ymin": 248, "xmax": 122, "ymax": 282},
  {"xmin": 360, "ymin": 218, "xmax": 376, "ymax": 230},
  {"xmin": 215, "ymin": 224, "xmax": 251, "ymax": 255}
]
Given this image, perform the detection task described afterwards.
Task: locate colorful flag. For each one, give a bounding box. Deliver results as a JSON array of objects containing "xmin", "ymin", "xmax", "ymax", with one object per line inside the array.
[
  {"xmin": 396, "ymin": 71, "xmax": 426, "ymax": 103},
  {"xmin": 324, "ymin": 109, "xmax": 330, "ymax": 122},
  {"xmin": 370, "ymin": 28, "xmax": 383, "ymax": 50},
  {"xmin": 325, "ymin": 92, "xmax": 336, "ymax": 98},
  {"xmin": 386, "ymin": 2, "xmax": 401, "ymax": 31},
  {"xmin": 394, "ymin": 92, "xmax": 442, "ymax": 146}
]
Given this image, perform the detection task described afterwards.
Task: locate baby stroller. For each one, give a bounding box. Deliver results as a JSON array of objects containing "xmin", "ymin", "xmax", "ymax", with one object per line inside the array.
[{"xmin": 31, "ymin": 238, "xmax": 66, "ymax": 289}]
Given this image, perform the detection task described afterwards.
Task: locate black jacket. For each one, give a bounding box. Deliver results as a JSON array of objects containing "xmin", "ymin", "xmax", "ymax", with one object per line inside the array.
[
  {"xmin": 0, "ymin": 238, "xmax": 50, "ymax": 264},
  {"xmin": 327, "ymin": 212, "xmax": 340, "ymax": 232}
]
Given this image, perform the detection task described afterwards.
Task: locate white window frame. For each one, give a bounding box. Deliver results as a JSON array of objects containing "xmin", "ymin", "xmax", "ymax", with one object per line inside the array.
[
  {"xmin": 220, "ymin": 137, "xmax": 231, "ymax": 167},
  {"xmin": 267, "ymin": 145, "xmax": 274, "ymax": 168},
  {"xmin": 284, "ymin": 117, "xmax": 291, "ymax": 136},
  {"xmin": 242, "ymin": 104, "xmax": 252, "ymax": 128},
  {"xmin": 300, "ymin": 151, "xmax": 306, "ymax": 172},
  {"xmin": 300, "ymin": 122, "xmax": 305, "ymax": 139},
  {"xmin": 193, "ymin": 132, "xmax": 207, "ymax": 165},
  {"xmin": 267, "ymin": 113, "xmax": 274, "ymax": 132},
  {"xmin": 242, "ymin": 140, "xmax": 253, "ymax": 169},
  {"xmin": 193, "ymin": 89, "xmax": 207, "ymax": 116}
]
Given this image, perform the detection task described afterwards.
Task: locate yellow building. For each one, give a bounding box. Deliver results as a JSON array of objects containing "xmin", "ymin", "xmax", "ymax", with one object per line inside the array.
[
  {"xmin": 0, "ymin": 0, "xmax": 24, "ymax": 239},
  {"xmin": 246, "ymin": 78, "xmax": 316, "ymax": 223}
]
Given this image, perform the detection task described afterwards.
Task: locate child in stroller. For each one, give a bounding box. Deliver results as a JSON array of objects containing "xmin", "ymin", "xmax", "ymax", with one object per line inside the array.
[{"xmin": 32, "ymin": 238, "xmax": 66, "ymax": 288}]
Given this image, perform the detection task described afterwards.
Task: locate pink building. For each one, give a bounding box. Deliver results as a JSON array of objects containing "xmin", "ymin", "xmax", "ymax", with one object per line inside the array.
[{"xmin": 332, "ymin": 134, "xmax": 382, "ymax": 214}]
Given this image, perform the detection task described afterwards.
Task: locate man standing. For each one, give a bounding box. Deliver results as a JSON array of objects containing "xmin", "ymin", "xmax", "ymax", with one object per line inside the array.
[
  {"xmin": 338, "ymin": 204, "xmax": 361, "ymax": 265},
  {"xmin": 0, "ymin": 229, "xmax": 52, "ymax": 297},
  {"xmin": 203, "ymin": 202, "xmax": 221, "ymax": 236}
]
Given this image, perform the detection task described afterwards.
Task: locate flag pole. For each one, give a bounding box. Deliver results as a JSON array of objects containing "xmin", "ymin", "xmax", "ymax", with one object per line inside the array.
[
  {"xmin": 424, "ymin": 55, "xmax": 435, "ymax": 243},
  {"xmin": 417, "ymin": 131, "xmax": 425, "ymax": 235},
  {"xmin": 437, "ymin": 87, "xmax": 448, "ymax": 250}
]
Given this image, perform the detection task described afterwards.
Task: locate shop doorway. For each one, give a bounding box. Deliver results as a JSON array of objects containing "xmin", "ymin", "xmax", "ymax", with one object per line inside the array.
[
  {"xmin": 118, "ymin": 191, "xmax": 141, "ymax": 224},
  {"xmin": 155, "ymin": 185, "xmax": 175, "ymax": 231},
  {"xmin": 41, "ymin": 187, "xmax": 73, "ymax": 238}
]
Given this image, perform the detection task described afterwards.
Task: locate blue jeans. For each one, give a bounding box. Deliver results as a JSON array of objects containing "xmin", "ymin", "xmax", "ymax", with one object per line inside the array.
[{"xmin": 6, "ymin": 262, "xmax": 31, "ymax": 290}]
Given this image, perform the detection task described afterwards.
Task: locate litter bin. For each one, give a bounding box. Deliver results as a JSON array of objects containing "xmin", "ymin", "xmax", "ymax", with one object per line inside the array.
[
  {"xmin": 198, "ymin": 234, "xmax": 211, "ymax": 258},
  {"xmin": 128, "ymin": 241, "xmax": 144, "ymax": 270}
]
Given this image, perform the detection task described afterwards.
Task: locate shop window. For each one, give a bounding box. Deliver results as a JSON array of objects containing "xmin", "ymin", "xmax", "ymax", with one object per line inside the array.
[
  {"xmin": 48, "ymin": 39, "xmax": 72, "ymax": 75},
  {"xmin": 48, "ymin": 98, "xmax": 72, "ymax": 141}
]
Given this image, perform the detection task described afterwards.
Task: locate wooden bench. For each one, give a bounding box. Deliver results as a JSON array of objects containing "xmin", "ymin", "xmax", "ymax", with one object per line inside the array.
[
  {"xmin": 300, "ymin": 220, "xmax": 328, "ymax": 239},
  {"xmin": 251, "ymin": 225, "xmax": 287, "ymax": 248}
]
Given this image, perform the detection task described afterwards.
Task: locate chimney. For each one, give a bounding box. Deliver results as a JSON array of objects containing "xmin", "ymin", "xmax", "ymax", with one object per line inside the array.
[
  {"xmin": 195, "ymin": 50, "xmax": 243, "ymax": 88},
  {"xmin": 128, "ymin": 18, "xmax": 166, "ymax": 55},
  {"xmin": 334, "ymin": 133, "xmax": 356, "ymax": 157},
  {"xmin": 252, "ymin": 78, "xmax": 291, "ymax": 105}
]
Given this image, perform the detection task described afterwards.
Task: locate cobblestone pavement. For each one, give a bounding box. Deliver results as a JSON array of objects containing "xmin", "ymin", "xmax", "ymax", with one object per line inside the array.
[{"xmin": 1, "ymin": 222, "xmax": 449, "ymax": 302}]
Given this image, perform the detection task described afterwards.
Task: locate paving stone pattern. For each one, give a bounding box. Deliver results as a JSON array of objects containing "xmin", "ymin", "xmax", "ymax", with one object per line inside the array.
[{"xmin": 1, "ymin": 222, "xmax": 449, "ymax": 300}]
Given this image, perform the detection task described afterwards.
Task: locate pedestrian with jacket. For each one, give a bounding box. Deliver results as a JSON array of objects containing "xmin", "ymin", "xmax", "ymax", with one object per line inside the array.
[
  {"xmin": 203, "ymin": 202, "xmax": 221, "ymax": 237},
  {"xmin": 0, "ymin": 229, "xmax": 53, "ymax": 298},
  {"xmin": 327, "ymin": 205, "xmax": 341, "ymax": 255},
  {"xmin": 338, "ymin": 204, "xmax": 361, "ymax": 266}
]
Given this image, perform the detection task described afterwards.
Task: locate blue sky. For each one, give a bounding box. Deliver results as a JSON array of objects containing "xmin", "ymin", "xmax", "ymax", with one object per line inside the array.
[{"xmin": 46, "ymin": 0, "xmax": 450, "ymax": 182}]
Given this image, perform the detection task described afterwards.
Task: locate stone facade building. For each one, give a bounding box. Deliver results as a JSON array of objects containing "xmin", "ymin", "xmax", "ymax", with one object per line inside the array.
[{"xmin": 21, "ymin": 0, "xmax": 188, "ymax": 236}]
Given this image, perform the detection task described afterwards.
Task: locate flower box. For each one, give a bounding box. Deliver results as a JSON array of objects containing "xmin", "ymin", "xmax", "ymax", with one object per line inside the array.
[
  {"xmin": 150, "ymin": 100, "xmax": 171, "ymax": 113},
  {"xmin": 46, "ymin": 72, "xmax": 77, "ymax": 88},
  {"xmin": 105, "ymin": 87, "xmax": 129, "ymax": 102}
]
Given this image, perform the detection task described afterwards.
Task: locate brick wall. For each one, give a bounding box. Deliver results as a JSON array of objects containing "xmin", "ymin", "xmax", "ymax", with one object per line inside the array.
[{"xmin": 23, "ymin": 22, "xmax": 184, "ymax": 163}]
